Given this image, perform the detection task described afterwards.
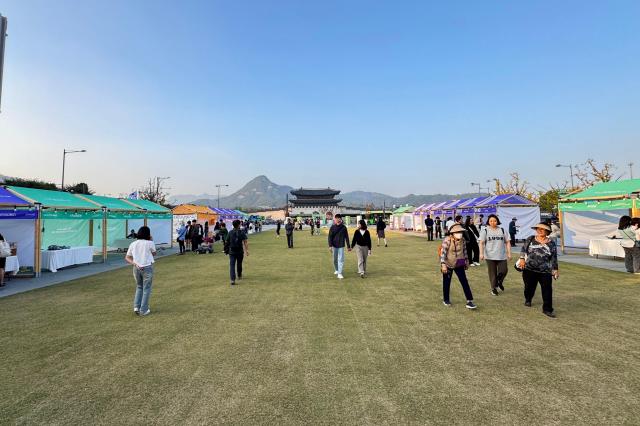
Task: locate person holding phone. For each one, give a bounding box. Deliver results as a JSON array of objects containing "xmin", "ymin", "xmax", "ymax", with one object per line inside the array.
[
  {"xmin": 125, "ymin": 226, "xmax": 156, "ymax": 316},
  {"xmin": 517, "ymin": 223, "xmax": 559, "ymax": 318}
]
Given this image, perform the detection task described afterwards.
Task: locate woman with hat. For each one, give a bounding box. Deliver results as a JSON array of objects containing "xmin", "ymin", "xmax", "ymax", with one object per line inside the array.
[
  {"xmin": 439, "ymin": 223, "xmax": 477, "ymax": 309},
  {"xmin": 516, "ymin": 223, "xmax": 559, "ymax": 318}
]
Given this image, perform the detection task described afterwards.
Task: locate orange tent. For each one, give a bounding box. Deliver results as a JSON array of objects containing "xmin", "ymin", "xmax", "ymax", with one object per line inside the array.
[{"xmin": 172, "ymin": 204, "xmax": 218, "ymax": 225}]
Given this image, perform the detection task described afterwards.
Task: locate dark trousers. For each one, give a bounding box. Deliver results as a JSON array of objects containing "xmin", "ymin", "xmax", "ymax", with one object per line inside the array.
[
  {"xmin": 310, "ymin": 227, "xmax": 314, "ymax": 235},
  {"xmin": 191, "ymin": 238, "xmax": 200, "ymax": 252},
  {"xmin": 510, "ymin": 233, "xmax": 517, "ymax": 247},
  {"xmin": 229, "ymin": 252, "xmax": 244, "ymax": 282},
  {"xmin": 287, "ymin": 233, "xmax": 294, "ymax": 248},
  {"xmin": 523, "ymin": 269, "xmax": 553, "ymax": 312},
  {"xmin": 466, "ymin": 240, "xmax": 480, "ymax": 263},
  {"xmin": 427, "ymin": 226, "xmax": 434, "ymax": 241},
  {"xmin": 442, "ymin": 267, "xmax": 474, "ymax": 302},
  {"xmin": 435, "ymin": 226, "xmax": 442, "ymax": 239},
  {"xmin": 486, "ymin": 259, "xmax": 508, "ymax": 290},
  {"xmin": 178, "ymin": 239, "xmax": 185, "ymax": 254}
]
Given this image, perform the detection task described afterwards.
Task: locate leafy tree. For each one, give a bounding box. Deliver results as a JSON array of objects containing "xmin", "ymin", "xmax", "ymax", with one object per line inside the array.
[
  {"xmin": 538, "ymin": 189, "xmax": 561, "ymax": 214},
  {"xmin": 3, "ymin": 177, "xmax": 58, "ymax": 190},
  {"xmin": 65, "ymin": 182, "xmax": 94, "ymax": 194}
]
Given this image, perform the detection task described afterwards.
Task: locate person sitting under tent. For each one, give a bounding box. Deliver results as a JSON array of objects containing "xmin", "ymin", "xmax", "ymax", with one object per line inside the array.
[{"xmin": 127, "ymin": 229, "xmax": 137, "ymax": 239}]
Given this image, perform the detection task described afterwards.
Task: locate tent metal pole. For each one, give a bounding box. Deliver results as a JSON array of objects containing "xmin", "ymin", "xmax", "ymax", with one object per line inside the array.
[
  {"xmin": 558, "ymin": 208, "xmax": 565, "ymax": 254},
  {"xmin": 102, "ymin": 207, "xmax": 107, "ymax": 264},
  {"xmin": 35, "ymin": 204, "xmax": 42, "ymax": 277}
]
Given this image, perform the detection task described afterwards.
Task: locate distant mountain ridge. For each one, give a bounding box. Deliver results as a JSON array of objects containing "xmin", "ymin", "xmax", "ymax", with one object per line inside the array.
[{"xmin": 174, "ymin": 176, "xmax": 482, "ymax": 210}]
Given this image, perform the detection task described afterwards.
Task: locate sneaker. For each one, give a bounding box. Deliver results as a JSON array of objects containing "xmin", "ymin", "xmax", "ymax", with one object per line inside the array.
[
  {"xmin": 334, "ymin": 271, "xmax": 339, "ymax": 275},
  {"xmin": 141, "ymin": 309, "xmax": 151, "ymax": 316},
  {"xmin": 385, "ymin": 244, "xmax": 388, "ymax": 247},
  {"xmin": 470, "ymin": 263, "xmax": 476, "ymax": 267},
  {"xmin": 524, "ymin": 301, "xmax": 532, "ymax": 307},
  {"xmin": 465, "ymin": 301, "xmax": 477, "ymax": 310},
  {"xmin": 443, "ymin": 300, "xmax": 452, "ymax": 307},
  {"xmin": 543, "ymin": 311, "xmax": 556, "ymax": 318},
  {"xmin": 337, "ymin": 274, "xmax": 344, "ymax": 279},
  {"xmin": 231, "ymin": 281, "xmax": 236, "ymax": 286},
  {"xmin": 497, "ymin": 283, "xmax": 505, "ymax": 292},
  {"xmin": 491, "ymin": 289, "xmax": 499, "ymax": 296},
  {"xmin": 474, "ymin": 262, "xmax": 481, "ymax": 266},
  {"xmin": 134, "ymin": 308, "xmax": 140, "ymax": 315},
  {"xmin": 360, "ymin": 273, "xmax": 365, "ymax": 278}
]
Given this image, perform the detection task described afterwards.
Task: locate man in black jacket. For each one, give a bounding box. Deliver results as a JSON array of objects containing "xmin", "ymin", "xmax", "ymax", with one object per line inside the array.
[
  {"xmin": 328, "ymin": 214, "xmax": 351, "ymax": 279},
  {"xmin": 285, "ymin": 218, "xmax": 295, "ymax": 248},
  {"xmin": 425, "ymin": 215, "xmax": 434, "ymax": 241},
  {"xmin": 376, "ymin": 217, "xmax": 388, "ymax": 247}
]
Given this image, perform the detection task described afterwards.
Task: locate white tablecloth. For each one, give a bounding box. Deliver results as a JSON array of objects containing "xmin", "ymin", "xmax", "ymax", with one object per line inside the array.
[
  {"xmin": 4, "ymin": 256, "xmax": 19, "ymax": 275},
  {"xmin": 589, "ymin": 239, "xmax": 626, "ymax": 258},
  {"xmin": 41, "ymin": 247, "xmax": 95, "ymax": 273}
]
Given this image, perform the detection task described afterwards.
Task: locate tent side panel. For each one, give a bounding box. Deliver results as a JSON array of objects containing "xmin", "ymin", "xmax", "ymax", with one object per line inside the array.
[
  {"xmin": 495, "ymin": 206, "xmax": 540, "ymax": 240},
  {"xmin": 562, "ymin": 209, "xmax": 626, "ymax": 248},
  {"xmin": 0, "ymin": 219, "xmax": 35, "ymax": 266},
  {"xmin": 42, "ymin": 218, "xmax": 91, "ymax": 248}
]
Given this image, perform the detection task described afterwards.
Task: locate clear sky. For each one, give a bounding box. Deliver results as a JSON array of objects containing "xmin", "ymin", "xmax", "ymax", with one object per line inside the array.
[{"xmin": 0, "ymin": 0, "xmax": 638, "ymax": 197}]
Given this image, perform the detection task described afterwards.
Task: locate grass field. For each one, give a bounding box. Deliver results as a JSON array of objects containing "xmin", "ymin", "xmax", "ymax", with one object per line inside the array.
[{"xmin": 1, "ymin": 229, "xmax": 639, "ymax": 425}]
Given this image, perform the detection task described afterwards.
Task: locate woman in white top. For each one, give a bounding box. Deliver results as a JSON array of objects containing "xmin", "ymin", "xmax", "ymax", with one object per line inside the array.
[
  {"xmin": 478, "ymin": 214, "xmax": 512, "ymax": 296},
  {"xmin": 125, "ymin": 226, "xmax": 156, "ymax": 316}
]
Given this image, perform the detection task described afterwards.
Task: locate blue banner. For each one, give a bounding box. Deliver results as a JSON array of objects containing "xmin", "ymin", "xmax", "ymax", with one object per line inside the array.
[{"xmin": 0, "ymin": 209, "xmax": 38, "ymax": 219}]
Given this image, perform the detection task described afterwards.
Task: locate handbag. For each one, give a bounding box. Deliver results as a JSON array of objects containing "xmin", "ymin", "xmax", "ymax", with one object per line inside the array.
[{"xmin": 0, "ymin": 241, "xmax": 11, "ymax": 258}]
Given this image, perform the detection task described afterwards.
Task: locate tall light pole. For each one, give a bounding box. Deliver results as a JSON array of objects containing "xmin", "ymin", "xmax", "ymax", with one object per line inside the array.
[
  {"xmin": 470, "ymin": 182, "xmax": 482, "ymax": 194},
  {"xmin": 61, "ymin": 149, "xmax": 87, "ymax": 190},
  {"xmin": 0, "ymin": 14, "xmax": 8, "ymax": 113},
  {"xmin": 629, "ymin": 162, "xmax": 634, "ymax": 179},
  {"xmin": 215, "ymin": 184, "xmax": 229, "ymax": 208},
  {"xmin": 555, "ymin": 164, "xmax": 574, "ymax": 189}
]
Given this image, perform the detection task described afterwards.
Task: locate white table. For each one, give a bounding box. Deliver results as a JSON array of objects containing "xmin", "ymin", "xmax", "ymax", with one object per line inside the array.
[
  {"xmin": 4, "ymin": 255, "xmax": 19, "ymax": 275},
  {"xmin": 41, "ymin": 247, "xmax": 95, "ymax": 273},
  {"xmin": 589, "ymin": 239, "xmax": 626, "ymax": 259}
]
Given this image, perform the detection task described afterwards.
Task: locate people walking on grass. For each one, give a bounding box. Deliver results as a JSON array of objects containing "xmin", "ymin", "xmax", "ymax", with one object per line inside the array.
[
  {"xmin": 376, "ymin": 216, "xmax": 388, "ymax": 247},
  {"xmin": 218, "ymin": 222, "xmax": 228, "ymax": 245},
  {"xmin": 632, "ymin": 218, "xmax": 640, "ymax": 273},
  {"xmin": 439, "ymin": 224, "xmax": 477, "ymax": 309},
  {"xmin": 425, "ymin": 215, "xmax": 434, "ymax": 241},
  {"xmin": 285, "ymin": 218, "xmax": 295, "ymax": 248},
  {"xmin": 310, "ymin": 219, "xmax": 315, "ymax": 236},
  {"xmin": 434, "ymin": 216, "xmax": 442, "ymax": 239},
  {"xmin": 351, "ymin": 220, "xmax": 372, "ymax": 278},
  {"xmin": 185, "ymin": 220, "xmax": 192, "ymax": 249},
  {"xmin": 225, "ymin": 220, "xmax": 249, "ymax": 285},
  {"xmin": 329, "ymin": 214, "xmax": 351, "ymax": 279},
  {"xmin": 479, "ymin": 214, "xmax": 511, "ymax": 296},
  {"xmin": 617, "ymin": 216, "xmax": 640, "ymax": 274},
  {"xmin": 509, "ymin": 217, "xmax": 518, "ymax": 247},
  {"xmin": 464, "ymin": 216, "xmax": 480, "ymax": 266},
  {"xmin": 176, "ymin": 222, "xmax": 187, "ymax": 255},
  {"xmin": 315, "ymin": 218, "xmax": 321, "ymax": 235},
  {"xmin": 445, "ymin": 216, "xmax": 455, "ymax": 233},
  {"xmin": 517, "ymin": 223, "xmax": 559, "ymax": 318},
  {"xmin": 125, "ymin": 226, "xmax": 156, "ymax": 316},
  {"xmin": 276, "ymin": 219, "xmax": 282, "ymax": 238}
]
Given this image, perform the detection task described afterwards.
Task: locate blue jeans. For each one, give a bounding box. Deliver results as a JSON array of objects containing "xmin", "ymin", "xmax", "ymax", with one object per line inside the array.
[
  {"xmin": 332, "ymin": 247, "xmax": 345, "ymax": 274},
  {"xmin": 230, "ymin": 252, "xmax": 244, "ymax": 282},
  {"xmin": 133, "ymin": 265, "xmax": 153, "ymax": 312}
]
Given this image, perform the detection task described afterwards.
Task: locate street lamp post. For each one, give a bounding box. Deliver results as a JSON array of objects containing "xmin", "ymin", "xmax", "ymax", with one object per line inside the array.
[
  {"xmin": 555, "ymin": 164, "xmax": 574, "ymax": 189},
  {"xmin": 215, "ymin": 184, "xmax": 229, "ymax": 208},
  {"xmin": 470, "ymin": 182, "xmax": 482, "ymax": 194},
  {"xmin": 61, "ymin": 149, "xmax": 87, "ymax": 190}
]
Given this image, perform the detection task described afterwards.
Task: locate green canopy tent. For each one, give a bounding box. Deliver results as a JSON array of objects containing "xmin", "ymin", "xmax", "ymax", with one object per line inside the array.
[
  {"xmin": 76, "ymin": 194, "xmax": 148, "ymax": 254},
  {"xmin": 558, "ymin": 179, "xmax": 640, "ymax": 250},
  {"xmin": 391, "ymin": 205, "xmax": 415, "ymax": 230},
  {"xmin": 7, "ymin": 186, "xmax": 103, "ymax": 275},
  {"xmin": 120, "ymin": 199, "xmax": 173, "ymax": 246}
]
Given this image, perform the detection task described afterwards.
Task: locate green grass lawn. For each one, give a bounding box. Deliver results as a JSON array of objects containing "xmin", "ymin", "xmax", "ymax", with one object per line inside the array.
[{"xmin": 1, "ymin": 229, "xmax": 639, "ymax": 424}]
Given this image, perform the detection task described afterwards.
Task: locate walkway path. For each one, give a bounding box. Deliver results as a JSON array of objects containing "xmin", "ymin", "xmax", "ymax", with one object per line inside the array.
[{"xmin": 0, "ymin": 247, "xmax": 179, "ymax": 298}]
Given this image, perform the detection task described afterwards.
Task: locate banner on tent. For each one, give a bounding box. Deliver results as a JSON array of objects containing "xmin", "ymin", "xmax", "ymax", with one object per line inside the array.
[
  {"xmin": 42, "ymin": 210, "xmax": 103, "ymax": 220},
  {"xmin": 559, "ymin": 199, "xmax": 632, "ymax": 212},
  {"xmin": 107, "ymin": 211, "xmax": 147, "ymax": 220},
  {"xmin": 0, "ymin": 209, "xmax": 37, "ymax": 219}
]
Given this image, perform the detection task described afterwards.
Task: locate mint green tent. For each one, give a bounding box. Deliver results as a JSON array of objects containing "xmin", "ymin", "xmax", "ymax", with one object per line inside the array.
[
  {"xmin": 119, "ymin": 198, "xmax": 173, "ymax": 245},
  {"xmin": 558, "ymin": 179, "xmax": 640, "ymax": 249}
]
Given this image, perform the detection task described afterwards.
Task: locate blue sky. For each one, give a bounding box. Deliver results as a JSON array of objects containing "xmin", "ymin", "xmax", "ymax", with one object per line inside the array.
[{"xmin": 0, "ymin": 0, "xmax": 638, "ymax": 197}]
